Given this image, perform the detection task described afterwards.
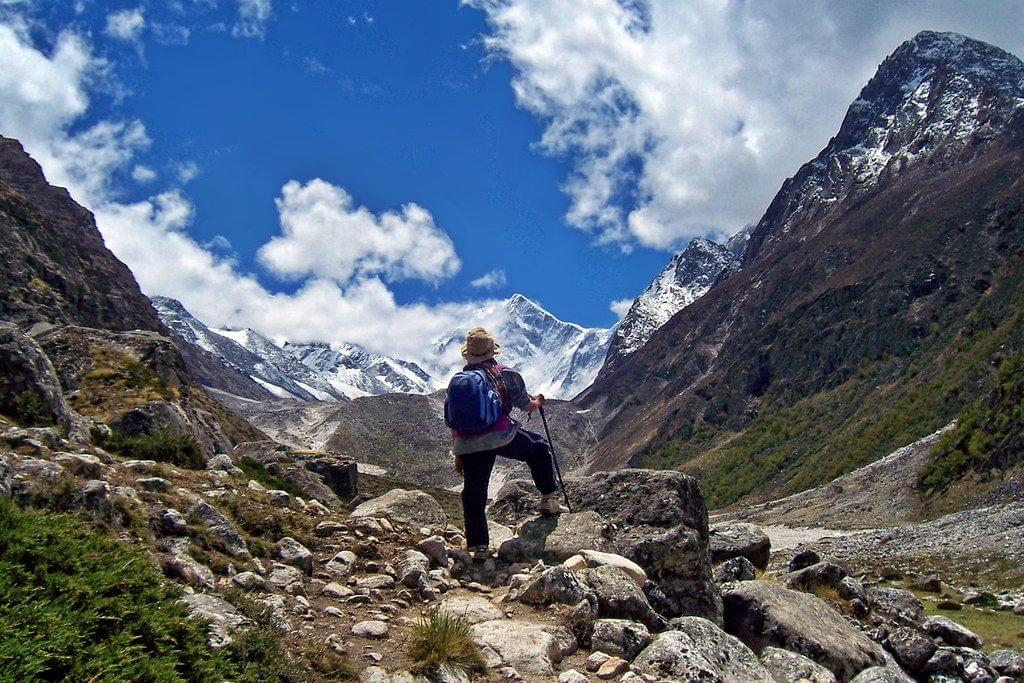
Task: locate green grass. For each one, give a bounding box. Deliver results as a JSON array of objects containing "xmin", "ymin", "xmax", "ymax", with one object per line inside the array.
[
  {"xmin": 105, "ymin": 429, "xmax": 205, "ymax": 469},
  {"xmin": 0, "ymin": 496, "xmax": 232, "ymax": 681},
  {"xmin": 918, "ymin": 594, "xmax": 1024, "ymax": 652},
  {"xmin": 407, "ymin": 609, "xmax": 485, "ymax": 677},
  {"xmin": 920, "ymin": 350, "xmax": 1024, "ymax": 493}
]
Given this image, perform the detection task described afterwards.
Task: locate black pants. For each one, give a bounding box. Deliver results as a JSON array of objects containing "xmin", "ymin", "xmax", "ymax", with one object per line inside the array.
[{"xmin": 461, "ymin": 428, "xmax": 557, "ymax": 547}]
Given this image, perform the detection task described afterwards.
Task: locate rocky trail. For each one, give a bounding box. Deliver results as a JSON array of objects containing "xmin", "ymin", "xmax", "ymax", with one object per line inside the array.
[{"xmin": 4, "ymin": 409, "xmax": 1023, "ymax": 682}]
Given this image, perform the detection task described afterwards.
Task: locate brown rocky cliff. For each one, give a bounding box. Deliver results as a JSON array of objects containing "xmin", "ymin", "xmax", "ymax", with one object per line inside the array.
[{"xmin": 0, "ymin": 135, "xmax": 164, "ymax": 332}]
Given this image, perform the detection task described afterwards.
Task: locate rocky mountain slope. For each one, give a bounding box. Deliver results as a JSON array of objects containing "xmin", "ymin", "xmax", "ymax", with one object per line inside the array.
[
  {"xmin": 0, "ymin": 135, "xmax": 164, "ymax": 333},
  {"xmin": 579, "ymin": 31, "xmax": 1024, "ymax": 508},
  {"xmin": 602, "ymin": 237, "xmax": 742, "ymax": 375}
]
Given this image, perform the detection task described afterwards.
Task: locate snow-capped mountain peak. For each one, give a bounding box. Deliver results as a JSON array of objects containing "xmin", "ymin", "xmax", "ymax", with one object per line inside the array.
[
  {"xmin": 430, "ymin": 293, "xmax": 613, "ymax": 400},
  {"xmin": 602, "ymin": 236, "xmax": 741, "ymax": 373},
  {"xmin": 749, "ymin": 31, "xmax": 1024, "ymax": 261},
  {"xmin": 283, "ymin": 340, "xmax": 434, "ymax": 398}
]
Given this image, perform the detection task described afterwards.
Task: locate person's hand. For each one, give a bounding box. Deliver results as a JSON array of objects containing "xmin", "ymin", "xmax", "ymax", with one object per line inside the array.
[
  {"xmin": 453, "ymin": 453, "xmax": 464, "ymax": 475},
  {"xmin": 534, "ymin": 393, "xmax": 546, "ymax": 407}
]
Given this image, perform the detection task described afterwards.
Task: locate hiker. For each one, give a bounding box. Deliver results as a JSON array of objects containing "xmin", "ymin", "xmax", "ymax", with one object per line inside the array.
[{"xmin": 446, "ymin": 327, "xmax": 567, "ymax": 560}]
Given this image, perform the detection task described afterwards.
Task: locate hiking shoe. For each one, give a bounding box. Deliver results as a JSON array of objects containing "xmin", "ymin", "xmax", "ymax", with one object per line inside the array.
[
  {"xmin": 537, "ymin": 492, "xmax": 569, "ymax": 515},
  {"xmin": 472, "ymin": 545, "xmax": 491, "ymax": 562}
]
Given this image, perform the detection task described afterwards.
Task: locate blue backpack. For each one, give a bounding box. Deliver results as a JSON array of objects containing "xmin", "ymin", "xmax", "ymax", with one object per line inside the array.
[{"xmin": 445, "ymin": 367, "xmax": 505, "ymax": 434}]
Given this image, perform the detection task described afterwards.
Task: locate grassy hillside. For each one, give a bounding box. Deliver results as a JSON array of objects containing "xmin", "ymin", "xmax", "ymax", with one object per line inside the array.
[
  {"xmin": 920, "ymin": 349, "xmax": 1024, "ymax": 494},
  {"xmin": 642, "ymin": 255, "xmax": 1024, "ymax": 509},
  {"xmin": 0, "ymin": 497, "xmax": 230, "ymax": 681}
]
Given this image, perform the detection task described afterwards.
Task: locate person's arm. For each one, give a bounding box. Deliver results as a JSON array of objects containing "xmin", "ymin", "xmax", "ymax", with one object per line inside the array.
[{"xmin": 502, "ymin": 369, "xmax": 545, "ymax": 413}]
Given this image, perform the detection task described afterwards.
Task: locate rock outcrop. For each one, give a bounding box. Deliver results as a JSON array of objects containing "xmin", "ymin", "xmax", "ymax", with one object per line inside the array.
[{"xmin": 723, "ymin": 581, "xmax": 886, "ymax": 681}]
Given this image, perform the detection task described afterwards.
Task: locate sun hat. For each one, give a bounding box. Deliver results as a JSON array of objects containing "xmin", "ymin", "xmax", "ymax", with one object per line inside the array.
[{"xmin": 461, "ymin": 327, "xmax": 500, "ymax": 364}]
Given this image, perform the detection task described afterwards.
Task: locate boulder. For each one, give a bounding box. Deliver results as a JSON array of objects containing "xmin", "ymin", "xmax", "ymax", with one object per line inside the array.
[
  {"xmin": 326, "ymin": 550, "xmax": 357, "ymax": 576},
  {"xmin": 990, "ymin": 649, "xmax": 1024, "ymax": 678},
  {"xmin": 761, "ymin": 646, "xmax": 837, "ymax": 683},
  {"xmin": 631, "ymin": 524, "xmax": 720, "ymax": 622},
  {"xmin": 498, "ymin": 511, "xmax": 615, "ymax": 563},
  {"xmin": 188, "ymin": 500, "xmax": 249, "ymax": 558},
  {"xmin": 591, "ymin": 619, "xmax": 651, "ymax": 661},
  {"xmin": 180, "ymin": 592, "xmax": 250, "ymax": 648},
  {"xmin": 578, "ymin": 565, "xmax": 665, "ymax": 630},
  {"xmin": 723, "ymin": 581, "xmax": 885, "ymax": 681},
  {"xmin": 924, "ymin": 646, "xmax": 994, "ymax": 681},
  {"xmin": 80, "ymin": 479, "xmax": 111, "ymax": 515},
  {"xmin": 866, "ymin": 588, "xmax": 925, "ymax": 626},
  {"xmin": 886, "ymin": 627, "xmax": 936, "ymax": 673},
  {"xmin": 349, "ymin": 489, "xmax": 446, "ymax": 530},
  {"xmin": 471, "ymin": 619, "xmax": 562, "ymax": 678},
  {"xmin": 783, "ymin": 561, "xmax": 849, "ymax": 593},
  {"xmin": 206, "ymin": 453, "xmax": 243, "ymax": 476},
  {"xmin": 710, "ymin": 522, "xmax": 771, "ymax": 569},
  {"xmin": 416, "ymin": 536, "xmax": 449, "ymax": 567},
  {"xmin": 436, "ymin": 595, "xmax": 503, "ymax": 624},
  {"xmin": 714, "ymin": 556, "xmax": 757, "ymax": 584},
  {"xmin": 924, "ymin": 615, "xmax": 983, "ymax": 649},
  {"xmin": 789, "ymin": 548, "xmax": 821, "ymax": 572},
  {"xmin": 304, "ymin": 454, "xmax": 358, "ymax": 500},
  {"xmin": 595, "ymin": 656, "xmax": 628, "ymax": 679},
  {"xmin": 849, "ymin": 666, "xmax": 914, "ymax": 683},
  {"xmin": 519, "ymin": 565, "xmax": 587, "ymax": 606},
  {"xmin": 579, "ymin": 549, "xmax": 648, "ymax": 586},
  {"xmin": 275, "ymin": 537, "xmax": 313, "ymax": 575},
  {"xmin": 491, "ymin": 469, "xmax": 708, "ymax": 548},
  {"xmin": 0, "ymin": 322, "xmax": 85, "ymax": 439},
  {"xmin": 160, "ymin": 507, "xmax": 187, "ymax": 535},
  {"xmin": 632, "ymin": 618, "xmax": 774, "ymax": 682},
  {"xmin": 396, "ymin": 549, "xmax": 430, "ymax": 588}
]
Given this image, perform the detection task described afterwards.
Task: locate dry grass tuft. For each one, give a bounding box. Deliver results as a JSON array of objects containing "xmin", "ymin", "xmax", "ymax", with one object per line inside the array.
[{"xmin": 407, "ymin": 609, "xmax": 485, "ymax": 677}]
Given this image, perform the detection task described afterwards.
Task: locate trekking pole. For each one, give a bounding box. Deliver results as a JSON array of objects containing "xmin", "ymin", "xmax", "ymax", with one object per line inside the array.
[{"xmin": 538, "ymin": 406, "xmax": 572, "ymax": 512}]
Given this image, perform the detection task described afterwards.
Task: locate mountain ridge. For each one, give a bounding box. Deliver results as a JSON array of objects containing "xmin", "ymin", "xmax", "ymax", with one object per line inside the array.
[{"xmin": 578, "ymin": 30, "xmax": 1024, "ymax": 507}]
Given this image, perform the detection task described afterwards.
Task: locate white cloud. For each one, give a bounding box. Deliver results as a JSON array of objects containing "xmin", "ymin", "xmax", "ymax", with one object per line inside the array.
[
  {"xmin": 233, "ymin": 0, "xmax": 271, "ymax": 38},
  {"xmin": 470, "ymin": 268, "xmax": 507, "ymax": 289},
  {"xmin": 258, "ymin": 179, "xmax": 461, "ymax": 285},
  {"xmin": 304, "ymin": 56, "xmax": 330, "ymax": 75},
  {"xmin": 131, "ymin": 164, "xmax": 156, "ymax": 182},
  {"xmin": 0, "ymin": 16, "xmax": 487, "ymax": 365},
  {"xmin": 610, "ymin": 298, "xmax": 633, "ymax": 319},
  {"xmin": 174, "ymin": 160, "xmax": 199, "ymax": 183},
  {"xmin": 468, "ymin": 0, "xmax": 1024, "ymax": 250},
  {"xmin": 104, "ymin": 8, "xmax": 145, "ymax": 43},
  {"xmin": 152, "ymin": 23, "xmax": 190, "ymax": 46}
]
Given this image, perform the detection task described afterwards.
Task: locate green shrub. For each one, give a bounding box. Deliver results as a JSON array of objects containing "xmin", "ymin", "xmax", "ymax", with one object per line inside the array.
[
  {"xmin": 407, "ymin": 609, "xmax": 484, "ymax": 677},
  {"xmin": 920, "ymin": 351, "xmax": 1024, "ymax": 493},
  {"xmin": 105, "ymin": 429, "xmax": 205, "ymax": 469},
  {"xmin": 0, "ymin": 497, "xmax": 231, "ymax": 681},
  {"xmin": 11, "ymin": 390, "xmax": 53, "ymax": 427}
]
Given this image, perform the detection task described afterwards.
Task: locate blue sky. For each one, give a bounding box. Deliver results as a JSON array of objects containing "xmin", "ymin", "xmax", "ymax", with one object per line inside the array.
[{"xmin": 2, "ymin": 1, "xmax": 1023, "ymax": 362}]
